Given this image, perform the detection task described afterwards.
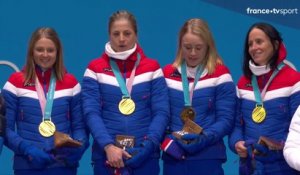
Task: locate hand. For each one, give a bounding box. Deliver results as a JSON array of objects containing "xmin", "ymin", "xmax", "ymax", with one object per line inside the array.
[
  {"xmin": 235, "ymin": 141, "xmax": 247, "ymax": 158},
  {"xmin": 237, "ymin": 139, "xmax": 257, "ymax": 175},
  {"xmin": 105, "ymin": 144, "xmax": 131, "ymax": 169},
  {"xmin": 252, "ymin": 143, "xmax": 283, "ymax": 163},
  {"xmin": 53, "ymin": 141, "xmax": 88, "ymax": 167},
  {"xmin": 125, "ymin": 139, "xmax": 155, "ymax": 168},
  {"xmin": 177, "ymin": 133, "xmax": 210, "ymax": 154},
  {"xmin": 19, "ymin": 141, "xmax": 54, "ymax": 169},
  {"xmin": 242, "ymin": 139, "xmax": 256, "ymax": 158}
]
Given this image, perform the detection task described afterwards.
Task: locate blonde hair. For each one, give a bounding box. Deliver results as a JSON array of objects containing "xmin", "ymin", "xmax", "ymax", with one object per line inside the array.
[
  {"xmin": 24, "ymin": 27, "xmax": 65, "ymax": 85},
  {"xmin": 173, "ymin": 18, "xmax": 222, "ymax": 74}
]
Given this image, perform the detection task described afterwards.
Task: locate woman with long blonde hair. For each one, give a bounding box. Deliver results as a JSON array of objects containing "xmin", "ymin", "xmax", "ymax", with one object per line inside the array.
[{"xmin": 162, "ymin": 18, "xmax": 236, "ymax": 175}]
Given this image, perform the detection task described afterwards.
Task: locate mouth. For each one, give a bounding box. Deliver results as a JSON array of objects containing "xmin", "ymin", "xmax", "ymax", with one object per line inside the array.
[
  {"xmin": 40, "ymin": 59, "xmax": 51, "ymax": 63},
  {"xmin": 252, "ymin": 52, "xmax": 262, "ymax": 59},
  {"xmin": 116, "ymin": 45, "xmax": 128, "ymax": 52},
  {"xmin": 187, "ymin": 57, "xmax": 198, "ymax": 62}
]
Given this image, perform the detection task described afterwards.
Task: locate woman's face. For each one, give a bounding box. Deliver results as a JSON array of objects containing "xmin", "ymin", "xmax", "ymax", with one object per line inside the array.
[
  {"xmin": 248, "ymin": 28, "xmax": 275, "ymax": 66},
  {"xmin": 33, "ymin": 37, "xmax": 57, "ymax": 70},
  {"xmin": 181, "ymin": 32, "xmax": 207, "ymax": 67},
  {"xmin": 109, "ymin": 18, "xmax": 137, "ymax": 52}
]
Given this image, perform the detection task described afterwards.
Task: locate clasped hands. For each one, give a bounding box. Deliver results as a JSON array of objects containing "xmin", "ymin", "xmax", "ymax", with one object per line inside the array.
[
  {"xmin": 235, "ymin": 139, "xmax": 283, "ymax": 163},
  {"xmin": 51, "ymin": 141, "xmax": 87, "ymax": 166},
  {"xmin": 105, "ymin": 139, "xmax": 154, "ymax": 169},
  {"xmin": 167, "ymin": 133, "xmax": 209, "ymax": 155},
  {"xmin": 19, "ymin": 139, "xmax": 86, "ymax": 169}
]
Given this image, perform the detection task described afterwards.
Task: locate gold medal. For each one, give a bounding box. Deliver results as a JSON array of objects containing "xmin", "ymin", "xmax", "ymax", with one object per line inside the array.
[
  {"xmin": 181, "ymin": 107, "xmax": 196, "ymax": 122},
  {"xmin": 118, "ymin": 98, "xmax": 135, "ymax": 115},
  {"xmin": 39, "ymin": 120, "xmax": 56, "ymax": 137},
  {"xmin": 252, "ymin": 105, "xmax": 266, "ymax": 123}
]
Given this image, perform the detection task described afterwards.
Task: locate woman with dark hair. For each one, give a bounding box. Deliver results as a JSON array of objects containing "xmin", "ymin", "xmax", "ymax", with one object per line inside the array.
[
  {"xmin": 81, "ymin": 10, "xmax": 169, "ymax": 175},
  {"xmin": 2, "ymin": 27, "xmax": 89, "ymax": 175},
  {"xmin": 229, "ymin": 22, "xmax": 300, "ymax": 174}
]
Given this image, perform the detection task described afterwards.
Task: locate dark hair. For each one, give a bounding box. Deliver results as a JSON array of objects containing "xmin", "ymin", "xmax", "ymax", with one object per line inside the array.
[
  {"xmin": 242, "ymin": 22, "xmax": 282, "ymax": 78},
  {"xmin": 108, "ymin": 10, "xmax": 137, "ymax": 35}
]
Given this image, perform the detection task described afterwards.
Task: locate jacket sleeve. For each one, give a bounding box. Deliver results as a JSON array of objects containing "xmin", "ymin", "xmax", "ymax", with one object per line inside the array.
[
  {"xmin": 228, "ymin": 95, "xmax": 244, "ymax": 154},
  {"xmin": 70, "ymin": 83, "xmax": 89, "ymax": 144},
  {"xmin": 0, "ymin": 92, "xmax": 5, "ymax": 153},
  {"xmin": 203, "ymin": 74, "xmax": 236, "ymax": 145},
  {"xmin": 288, "ymin": 81, "xmax": 300, "ymax": 123},
  {"xmin": 146, "ymin": 68, "xmax": 170, "ymax": 146},
  {"xmin": 81, "ymin": 68, "xmax": 114, "ymax": 149},
  {"xmin": 284, "ymin": 106, "xmax": 300, "ymax": 171},
  {"xmin": 2, "ymin": 83, "xmax": 24, "ymax": 153}
]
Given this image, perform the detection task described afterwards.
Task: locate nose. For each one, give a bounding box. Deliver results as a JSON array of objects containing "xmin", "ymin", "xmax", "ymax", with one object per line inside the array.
[
  {"xmin": 250, "ymin": 43, "xmax": 258, "ymax": 51},
  {"xmin": 119, "ymin": 34, "xmax": 125, "ymax": 42},
  {"xmin": 42, "ymin": 50, "xmax": 49, "ymax": 57},
  {"xmin": 190, "ymin": 48, "xmax": 197, "ymax": 55}
]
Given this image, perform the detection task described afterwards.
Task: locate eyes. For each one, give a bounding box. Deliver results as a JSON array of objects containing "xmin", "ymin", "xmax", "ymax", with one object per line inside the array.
[
  {"xmin": 248, "ymin": 39, "xmax": 264, "ymax": 48},
  {"xmin": 112, "ymin": 31, "xmax": 132, "ymax": 38},
  {"xmin": 34, "ymin": 47, "xmax": 56, "ymax": 54},
  {"xmin": 182, "ymin": 44, "xmax": 203, "ymax": 52}
]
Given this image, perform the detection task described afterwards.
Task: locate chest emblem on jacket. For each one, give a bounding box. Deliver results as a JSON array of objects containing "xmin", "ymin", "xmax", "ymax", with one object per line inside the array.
[
  {"xmin": 170, "ymin": 70, "xmax": 181, "ymax": 78},
  {"xmin": 245, "ymin": 83, "xmax": 252, "ymax": 88},
  {"xmin": 103, "ymin": 67, "xmax": 112, "ymax": 72}
]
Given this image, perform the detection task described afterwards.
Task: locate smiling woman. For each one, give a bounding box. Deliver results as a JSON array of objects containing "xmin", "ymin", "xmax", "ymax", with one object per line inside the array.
[
  {"xmin": 33, "ymin": 37, "xmax": 57, "ymax": 71},
  {"xmin": 1, "ymin": 27, "xmax": 89, "ymax": 175},
  {"xmin": 229, "ymin": 22, "xmax": 300, "ymax": 175},
  {"xmin": 247, "ymin": 28, "xmax": 277, "ymax": 66}
]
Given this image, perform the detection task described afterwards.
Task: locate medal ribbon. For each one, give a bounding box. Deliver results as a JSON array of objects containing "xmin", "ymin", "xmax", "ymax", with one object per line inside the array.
[
  {"xmin": 181, "ymin": 61, "xmax": 203, "ymax": 107},
  {"xmin": 35, "ymin": 71, "xmax": 56, "ymax": 121},
  {"xmin": 109, "ymin": 54, "xmax": 141, "ymax": 98},
  {"xmin": 252, "ymin": 62, "xmax": 285, "ymax": 106}
]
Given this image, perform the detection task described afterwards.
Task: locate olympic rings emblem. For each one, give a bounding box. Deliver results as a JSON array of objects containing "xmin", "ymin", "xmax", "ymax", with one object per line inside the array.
[{"xmin": 0, "ymin": 60, "xmax": 20, "ymax": 72}]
